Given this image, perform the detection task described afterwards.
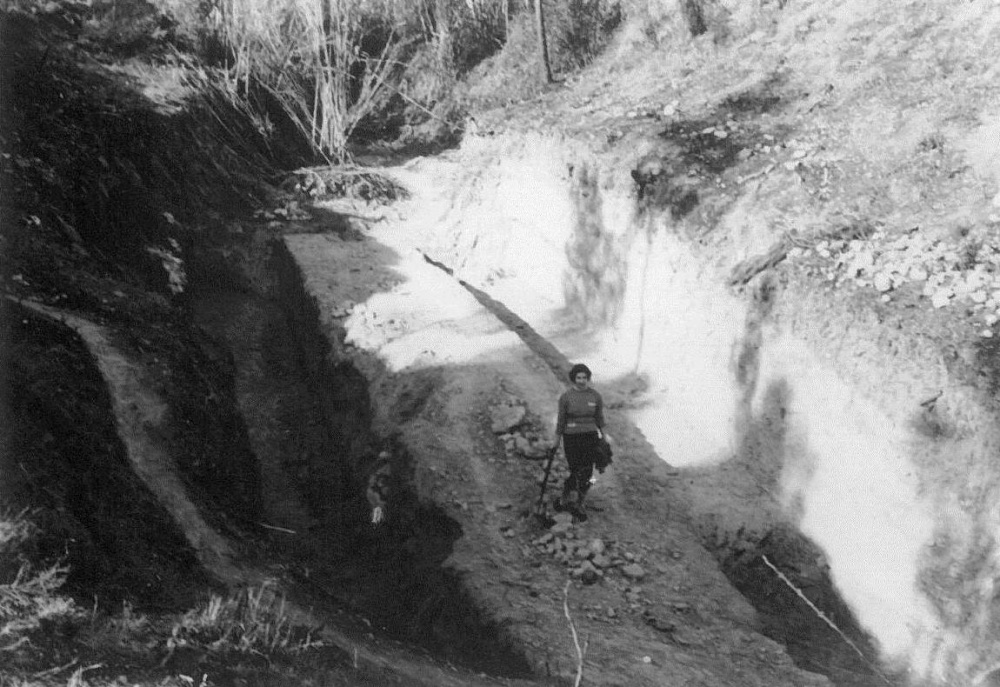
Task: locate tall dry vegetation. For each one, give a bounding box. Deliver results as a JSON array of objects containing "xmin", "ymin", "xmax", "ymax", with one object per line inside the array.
[
  {"xmin": 217, "ymin": 0, "xmax": 410, "ymax": 161},
  {"xmin": 209, "ymin": 0, "xmax": 628, "ymax": 158},
  {"xmin": 0, "ymin": 512, "xmax": 81, "ymax": 655}
]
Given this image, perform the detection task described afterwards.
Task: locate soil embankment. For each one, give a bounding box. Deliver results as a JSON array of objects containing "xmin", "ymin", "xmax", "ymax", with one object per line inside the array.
[
  {"xmin": 379, "ymin": 132, "xmax": 1000, "ymax": 686},
  {"xmin": 284, "ymin": 186, "xmax": 837, "ymax": 686},
  {"xmin": 187, "ymin": 221, "xmax": 544, "ymax": 683}
]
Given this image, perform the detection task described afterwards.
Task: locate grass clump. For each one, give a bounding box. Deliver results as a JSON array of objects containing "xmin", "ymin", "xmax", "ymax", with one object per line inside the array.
[
  {"xmin": 165, "ymin": 583, "xmax": 323, "ymax": 659},
  {"xmin": 0, "ymin": 512, "xmax": 82, "ymax": 655}
]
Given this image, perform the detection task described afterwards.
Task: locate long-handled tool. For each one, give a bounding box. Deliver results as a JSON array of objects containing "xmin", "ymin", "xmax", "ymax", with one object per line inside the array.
[{"xmin": 533, "ymin": 446, "xmax": 559, "ymax": 526}]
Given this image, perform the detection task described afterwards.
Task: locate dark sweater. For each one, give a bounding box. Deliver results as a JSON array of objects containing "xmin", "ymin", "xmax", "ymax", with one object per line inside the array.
[{"xmin": 556, "ymin": 387, "xmax": 605, "ymax": 436}]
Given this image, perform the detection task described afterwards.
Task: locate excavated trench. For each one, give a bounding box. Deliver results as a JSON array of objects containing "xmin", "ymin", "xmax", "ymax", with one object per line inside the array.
[
  {"xmin": 181, "ymin": 198, "xmax": 908, "ymax": 686},
  {"xmin": 182, "ymin": 138, "xmax": 990, "ymax": 685},
  {"xmin": 186, "ymin": 225, "xmax": 533, "ymax": 678},
  {"xmin": 423, "ymin": 253, "xmax": 896, "ymax": 687}
]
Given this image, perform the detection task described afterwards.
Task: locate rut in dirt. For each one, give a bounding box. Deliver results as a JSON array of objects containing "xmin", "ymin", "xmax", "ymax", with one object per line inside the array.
[{"xmin": 186, "ymin": 225, "xmax": 534, "ymax": 678}]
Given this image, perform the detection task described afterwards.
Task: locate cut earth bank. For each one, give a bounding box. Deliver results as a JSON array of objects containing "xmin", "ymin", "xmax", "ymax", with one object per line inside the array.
[{"xmin": 284, "ymin": 129, "xmax": 1000, "ymax": 687}]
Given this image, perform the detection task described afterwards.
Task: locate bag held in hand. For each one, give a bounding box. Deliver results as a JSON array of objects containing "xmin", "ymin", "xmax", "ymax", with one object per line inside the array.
[{"xmin": 594, "ymin": 436, "xmax": 613, "ymax": 472}]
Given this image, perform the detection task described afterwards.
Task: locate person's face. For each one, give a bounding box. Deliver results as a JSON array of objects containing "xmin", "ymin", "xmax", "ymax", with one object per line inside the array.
[{"xmin": 573, "ymin": 372, "xmax": 590, "ymax": 389}]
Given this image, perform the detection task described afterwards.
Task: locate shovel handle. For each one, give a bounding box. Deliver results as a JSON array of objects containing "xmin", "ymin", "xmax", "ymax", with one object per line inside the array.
[{"xmin": 535, "ymin": 446, "xmax": 559, "ymax": 506}]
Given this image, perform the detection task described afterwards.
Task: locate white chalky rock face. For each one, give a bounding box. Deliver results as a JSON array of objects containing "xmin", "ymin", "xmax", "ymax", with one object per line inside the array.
[
  {"xmin": 848, "ymin": 251, "xmax": 874, "ymax": 276},
  {"xmin": 791, "ymin": 228, "xmax": 1000, "ymax": 323},
  {"xmin": 931, "ymin": 288, "xmax": 953, "ymax": 309}
]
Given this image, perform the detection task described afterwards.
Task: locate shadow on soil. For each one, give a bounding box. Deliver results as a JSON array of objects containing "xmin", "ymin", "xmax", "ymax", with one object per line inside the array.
[
  {"xmin": 186, "ymin": 215, "xmax": 533, "ymax": 678},
  {"xmin": 0, "ymin": 300, "xmax": 211, "ymax": 610}
]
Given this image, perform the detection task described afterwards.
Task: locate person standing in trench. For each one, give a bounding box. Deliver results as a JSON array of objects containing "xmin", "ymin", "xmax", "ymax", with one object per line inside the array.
[{"xmin": 554, "ymin": 363, "xmax": 606, "ymax": 522}]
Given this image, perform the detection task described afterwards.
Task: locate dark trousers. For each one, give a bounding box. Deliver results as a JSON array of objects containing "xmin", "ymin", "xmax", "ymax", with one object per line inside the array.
[{"xmin": 563, "ymin": 432, "xmax": 598, "ymax": 498}]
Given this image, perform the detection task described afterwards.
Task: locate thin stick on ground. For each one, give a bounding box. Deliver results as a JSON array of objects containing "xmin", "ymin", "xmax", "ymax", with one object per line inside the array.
[
  {"xmin": 761, "ymin": 555, "xmax": 892, "ymax": 686},
  {"xmin": 563, "ymin": 580, "xmax": 586, "ymax": 687}
]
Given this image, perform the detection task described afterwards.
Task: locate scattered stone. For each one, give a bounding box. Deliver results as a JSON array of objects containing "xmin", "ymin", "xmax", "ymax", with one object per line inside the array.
[
  {"xmin": 873, "ymin": 272, "xmax": 892, "ymax": 292},
  {"xmin": 572, "ymin": 561, "xmax": 601, "ymax": 584},
  {"xmin": 515, "ymin": 434, "xmax": 550, "ymax": 459},
  {"xmin": 490, "ymin": 396, "xmax": 526, "ymax": 433},
  {"xmin": 587, "ymin": 538, "xmax": 606, "ymax": 556},
  {"xmin": 931, "ymin": 288, "xmax": 953, "ymax": 309},
  {"xmin": 592, "ymin": 554, "xmax": 612, "ymax": 568},
  {"xmin": 622, "ymin": 564, "xmax": 647, "ymax": 580}
]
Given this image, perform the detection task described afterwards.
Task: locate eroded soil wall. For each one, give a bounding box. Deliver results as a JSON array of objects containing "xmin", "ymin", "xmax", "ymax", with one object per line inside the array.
[
  {"xmin": 0, "ymin": 300, "xmax": 210, "ymax": 609},
  {"xmin": 405, "ymin": 135, "xmax": 1000, "ymax": 685},
  {"xmin": 187, "ymin": 226, "xmax": 534, "ymax": 678}
]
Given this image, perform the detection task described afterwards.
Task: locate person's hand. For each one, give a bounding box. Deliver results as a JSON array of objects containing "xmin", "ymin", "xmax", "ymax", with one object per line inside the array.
[{"xmin": 371, "ymin": 506, "xmax": 384, "ymax": 525}]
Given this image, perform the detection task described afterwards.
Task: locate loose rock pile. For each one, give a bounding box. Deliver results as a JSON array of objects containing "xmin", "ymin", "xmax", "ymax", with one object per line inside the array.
[
  {"xmin": 489, "ymin": 393, "xmax": 552, "ymax": 459},
  {"xmin": 793, "ymin": 229, "xmax": 1000, "ymax": 336},
  {"xmin": 532, "ymin": 514, "xmax": 648, "ymax": 586}
]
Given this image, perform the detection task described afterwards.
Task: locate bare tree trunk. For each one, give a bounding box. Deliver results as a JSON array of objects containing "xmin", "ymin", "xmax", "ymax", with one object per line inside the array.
[
  {"xmin": 434, "ymin": 0, "xmax": 451, "ymax": 65},
  {"xmin": 682, "ymin": 0, "xmax": 708, "ymax": 37},
  {"xmin": 534, "ymin": 0, "xmax": 553, "ymax": 83}
]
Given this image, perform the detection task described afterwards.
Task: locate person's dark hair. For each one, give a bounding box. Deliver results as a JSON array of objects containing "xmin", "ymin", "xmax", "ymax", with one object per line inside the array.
[{"xmin": 568, "ymin": 363, "xmax": 592, "ymax": 381}]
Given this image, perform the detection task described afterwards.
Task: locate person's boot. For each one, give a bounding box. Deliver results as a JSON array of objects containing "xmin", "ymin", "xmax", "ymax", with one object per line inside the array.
[
  {"xmin": 555, "ymin": 485, "xmax": 577, "ymax": 513},
  {"xmin": 573, "ymin": 491, "xmax": 589, "ymax": 522}
]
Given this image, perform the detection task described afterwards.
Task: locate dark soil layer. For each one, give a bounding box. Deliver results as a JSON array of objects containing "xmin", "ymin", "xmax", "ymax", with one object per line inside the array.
[
  {"xmin": 0, "ymin": 299, "xmax": 208, "ymax": 610},
  {"xmin": 1, "ymin": 7, "xmax": 265, "ymax": 531},
  {"xmin": 705, "ymin": 523, "xmax": 900, "ymax": 687},
  {"xmin": 188, "ymin": 224, "xmax": 534, "ymax": 678}
]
